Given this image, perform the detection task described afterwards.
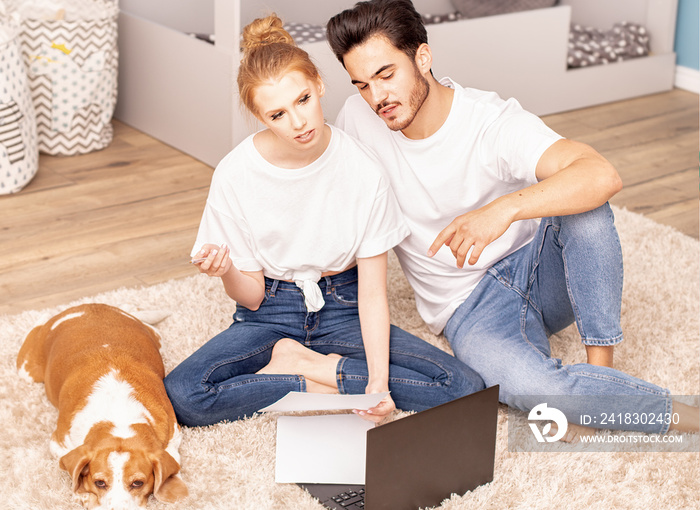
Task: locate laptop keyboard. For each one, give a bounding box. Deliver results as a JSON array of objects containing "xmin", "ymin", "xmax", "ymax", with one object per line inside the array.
[{"xmin": 330, "ymin": 488, "xmax": 365, "ymax": 508}]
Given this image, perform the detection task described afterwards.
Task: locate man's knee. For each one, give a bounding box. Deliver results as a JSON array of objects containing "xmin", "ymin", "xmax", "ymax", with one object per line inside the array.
[{"xmin": 557, "ymin": 203, "xmax": 617, "ymax": 241}]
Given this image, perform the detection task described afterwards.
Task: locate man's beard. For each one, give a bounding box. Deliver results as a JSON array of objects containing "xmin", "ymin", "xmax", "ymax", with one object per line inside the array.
[{"xmin": 376, "ymin": 67, "xmax": 430, "ymax": 132}]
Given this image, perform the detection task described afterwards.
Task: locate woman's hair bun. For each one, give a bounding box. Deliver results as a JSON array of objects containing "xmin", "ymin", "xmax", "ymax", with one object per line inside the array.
[{"xmin": 241, "ymin": 14, "xmax": 295, "ymax": 52}]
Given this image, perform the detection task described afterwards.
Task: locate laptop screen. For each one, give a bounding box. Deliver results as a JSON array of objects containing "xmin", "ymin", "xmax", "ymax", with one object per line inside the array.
[{"xmin": 364, "ymin": 385, "xmax": 499, "ymax": 509}]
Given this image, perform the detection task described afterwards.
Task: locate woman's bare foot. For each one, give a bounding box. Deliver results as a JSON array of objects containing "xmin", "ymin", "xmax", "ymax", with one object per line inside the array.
[
  {"xmin": 257, "ymin": 338, "xmax": 342, "ymax": 393},
  {"xmin": 305, "ymin": 380, "xmax": 339, "ymax": 394}
]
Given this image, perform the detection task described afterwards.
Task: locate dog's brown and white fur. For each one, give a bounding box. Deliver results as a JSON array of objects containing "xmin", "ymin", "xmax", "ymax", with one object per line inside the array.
[{"xmin": 17, "ymin": 303, "xmax": 188, "ymax": 509}]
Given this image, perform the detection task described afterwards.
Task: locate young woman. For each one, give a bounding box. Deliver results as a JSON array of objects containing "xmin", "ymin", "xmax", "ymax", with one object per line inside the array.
[{"xmin": 163, "ymin": 15, "xmax": 485, "ymax": 427}]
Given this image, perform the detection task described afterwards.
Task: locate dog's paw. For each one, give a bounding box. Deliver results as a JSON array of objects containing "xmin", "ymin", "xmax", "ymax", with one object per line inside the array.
[
  {"xmin": 132, "ymin": 310, "xmax": 171, "ymax": 325},
  {"xmin": 16, "ymin": 361, "xmax": 37, "ymax": 383},
  {"xmin": 118, "ymin": 304, "xmax": 171, "ymax": 325}
]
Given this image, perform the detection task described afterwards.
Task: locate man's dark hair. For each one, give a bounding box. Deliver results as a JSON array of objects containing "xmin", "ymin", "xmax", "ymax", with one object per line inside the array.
[{"xmin": 326, "ymin": 0, "xmax": 428, "ymax": 67}]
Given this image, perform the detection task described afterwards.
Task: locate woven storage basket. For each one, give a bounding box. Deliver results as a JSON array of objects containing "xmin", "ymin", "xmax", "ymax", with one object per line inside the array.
[
  {"xmin": 0, "ymin": 8, "xmax": 38, "ymax": 194},
  {"xmin": 7, "ymin": 0, "xmax": 118, "ymax": 156}
]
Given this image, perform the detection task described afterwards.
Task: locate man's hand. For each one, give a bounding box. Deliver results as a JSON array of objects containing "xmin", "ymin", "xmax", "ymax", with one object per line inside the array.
[{"xmin": 427, "ymin": 200, "xmax": 514, "ymax": 267}]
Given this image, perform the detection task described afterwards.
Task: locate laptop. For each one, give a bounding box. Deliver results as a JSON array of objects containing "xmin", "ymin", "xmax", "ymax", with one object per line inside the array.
[{"xmin": 298, "ymin": 385, "xmax": 500, "ymax": 510}]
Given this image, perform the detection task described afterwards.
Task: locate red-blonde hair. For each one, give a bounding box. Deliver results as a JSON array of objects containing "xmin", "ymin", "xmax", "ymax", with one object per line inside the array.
[{"xmin": 237, "ymin": 15, "xmax": 320, "ymax": 116}]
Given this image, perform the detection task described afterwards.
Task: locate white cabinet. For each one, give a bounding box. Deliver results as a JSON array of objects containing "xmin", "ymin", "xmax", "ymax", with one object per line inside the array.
[{"xmin": 115, "ymin": 0, "xmax": 679, "ymax": 166}]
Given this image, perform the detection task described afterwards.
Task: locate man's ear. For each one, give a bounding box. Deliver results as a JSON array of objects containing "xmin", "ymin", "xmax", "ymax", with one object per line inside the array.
[{"xmin": 414, "ymin": 43, "xmax": 433, "ymax": 75}]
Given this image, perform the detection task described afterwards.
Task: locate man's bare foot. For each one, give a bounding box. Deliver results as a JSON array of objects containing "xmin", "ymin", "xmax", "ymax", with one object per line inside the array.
[
  {"xmin": 669, "ymin": 401, "xmax": 700, "ymax": 433},
  {"xmin": 548, "ymin": 422, "xmax": 597, "ymax": 443},
  {"xmin": 585, "ymin": 344, "xmax": 614, "ymax": 368},
  {"xmin": 256, "ymin": 338, "xmax": 342, "ymax": 392}
]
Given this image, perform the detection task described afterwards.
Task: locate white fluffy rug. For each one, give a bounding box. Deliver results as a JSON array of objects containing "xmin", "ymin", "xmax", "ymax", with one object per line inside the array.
[{"xmin": 2, "ymin": 206, "xmax": 698, "ymax": 509}]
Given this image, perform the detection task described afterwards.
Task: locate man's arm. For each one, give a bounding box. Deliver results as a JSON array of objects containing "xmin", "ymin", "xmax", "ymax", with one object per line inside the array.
[{"xmin": 428, "ymin": 139, "xmax": 623, "ymax": 268}]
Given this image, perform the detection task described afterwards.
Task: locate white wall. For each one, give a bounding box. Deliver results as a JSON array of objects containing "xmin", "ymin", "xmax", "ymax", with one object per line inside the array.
[{"xmin": 120, "ymin": 0, "xmax": 215, "ymax": 34}]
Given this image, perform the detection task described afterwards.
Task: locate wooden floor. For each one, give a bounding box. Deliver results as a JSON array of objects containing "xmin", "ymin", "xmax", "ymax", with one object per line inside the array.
[{"xmin": 1, "ymin": 89, "xmax": 698, "ymax": 315}]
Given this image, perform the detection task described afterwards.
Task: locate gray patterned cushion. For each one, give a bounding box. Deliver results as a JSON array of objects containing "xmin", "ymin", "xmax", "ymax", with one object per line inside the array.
[
  {"xmin": 190, "ymin": 11, "xmax": 466, "ymax": 48},
  {"xmin": 568, "ymin": 22, "xmax": 650, "ymax": 68},
  {"xmin": 284, "ymin": 13, "xmax": 465, "ymax": 45},
  {"xmin": 283, "ymin": 22, "xmax": 326, "ymax": 44},
  {"xmin": 451, "ymin": 0, "xmax": 558, "ymax": 19},
  {"xmin": 421, "ymin": 11, "xmax": 463, "ymax": 25}
]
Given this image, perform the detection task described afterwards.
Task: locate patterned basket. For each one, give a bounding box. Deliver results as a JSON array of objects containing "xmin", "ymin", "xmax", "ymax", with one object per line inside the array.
[
  {"xmin": 0, "ymin": 10, "xmax": 38, "ymax": 194},
  {"xmin": 6, "ymin": 0, "xmax": 118, "ymax": 156}
]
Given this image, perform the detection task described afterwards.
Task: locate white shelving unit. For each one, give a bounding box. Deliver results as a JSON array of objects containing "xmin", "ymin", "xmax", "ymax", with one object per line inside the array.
[{"xmin": 115, "ymin": 0, "xmax": 679, "ymax": 167}]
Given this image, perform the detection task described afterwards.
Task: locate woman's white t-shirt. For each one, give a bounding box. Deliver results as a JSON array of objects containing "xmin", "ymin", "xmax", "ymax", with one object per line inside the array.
[
  {"xmin": 336, "ymin": 78, "xmax": 563, "ymax": 333},
  {"xmin": 193, "ymin": 124, "xmax": 409, "ymax": 311}
]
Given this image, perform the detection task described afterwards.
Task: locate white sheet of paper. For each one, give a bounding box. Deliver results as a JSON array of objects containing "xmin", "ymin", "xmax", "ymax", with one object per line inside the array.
[
  {"xmin": 260, "ymin": 391, "xmax": 389, "ymax": 413},
  {"xmin": 275, "ymin": 414, "xmax": 374, "ymax": 484}
]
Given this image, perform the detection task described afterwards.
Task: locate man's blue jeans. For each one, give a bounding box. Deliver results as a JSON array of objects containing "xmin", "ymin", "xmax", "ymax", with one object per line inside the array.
[
  {"xmin": 164, "ymin": 267, "xmax": 485, "ymax": 427},
  {"xmin": 444, "ymin": 204, "xmax": 673, "ymax": 433}
]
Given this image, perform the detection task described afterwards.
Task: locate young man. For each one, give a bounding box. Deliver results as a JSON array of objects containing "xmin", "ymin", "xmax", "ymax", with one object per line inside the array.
[{"xmin": 326, "ymin": 0, "xmax": 698, "ymax": 438}]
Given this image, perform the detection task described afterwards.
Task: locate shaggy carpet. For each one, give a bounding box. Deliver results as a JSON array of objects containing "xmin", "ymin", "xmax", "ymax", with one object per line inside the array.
[{"xmin": 2, "ymin": 206, "xmax": 698, "ymax": 509}]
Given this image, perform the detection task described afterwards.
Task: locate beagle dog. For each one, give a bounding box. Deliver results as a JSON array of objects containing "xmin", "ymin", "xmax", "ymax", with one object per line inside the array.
[{"xmin": 17, "ymin": 303, "xmax": 188, "ymax": 509}]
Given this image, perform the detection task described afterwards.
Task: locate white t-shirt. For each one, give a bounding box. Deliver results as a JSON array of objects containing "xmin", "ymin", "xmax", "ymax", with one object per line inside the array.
[
  {"xmin": 336, "ymin": 78, "xmax": 562, "ymax": 333},
  {"xmin": 193, "ymin": 124, "xmax": 410, "ymax": 311}
]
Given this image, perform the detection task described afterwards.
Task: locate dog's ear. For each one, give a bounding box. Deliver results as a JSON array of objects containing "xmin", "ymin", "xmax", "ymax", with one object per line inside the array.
[
  {"xmin": 59, "ymin": 445, "xmax": 92, "ymax": 492},
  {"xmin": 151, "ymin": 450, "xmax": 188, "ymax": 503}
]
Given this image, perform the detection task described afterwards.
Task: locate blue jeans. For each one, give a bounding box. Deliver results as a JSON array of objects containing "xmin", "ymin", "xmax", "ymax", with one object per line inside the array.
[
  {"xmin": 444, "ymin": 204, "xmax": 673, "ymax": 433},
  {"xmin": 165, "ymin": 267, "xmax": 485, "ymax": 427}
]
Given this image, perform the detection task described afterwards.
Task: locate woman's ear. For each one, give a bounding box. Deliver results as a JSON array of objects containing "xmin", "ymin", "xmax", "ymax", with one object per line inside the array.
[
  {"xmin": 414, "ymin": 43, "xmax": 433, "ymax": 76},
  {"xmin": 316, "ymin": 76, "xmax": 326, "ymax": 98}
]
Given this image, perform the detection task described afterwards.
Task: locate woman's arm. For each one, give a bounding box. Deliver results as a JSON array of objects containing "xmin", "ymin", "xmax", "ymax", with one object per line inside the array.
[
  {"xmin": 356, "ymin": 252, "xmax": 396, "ymax": 422},
  {"xmin": 194, "ymin": 243, "xmax": 265, "ymax": 310}
]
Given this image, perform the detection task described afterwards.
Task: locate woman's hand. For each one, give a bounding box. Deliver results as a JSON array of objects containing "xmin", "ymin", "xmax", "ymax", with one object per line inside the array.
[
  {"xmin": 191, "ymin": 245, "xmax": 264, "ymax": 309},
  {"xmin": 192, "ymin": 243, "xmax": 232, "ymax": 277},
  {"xmin": 353, "ymin": 382, "xmax": 395, "ymax": 424}
]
